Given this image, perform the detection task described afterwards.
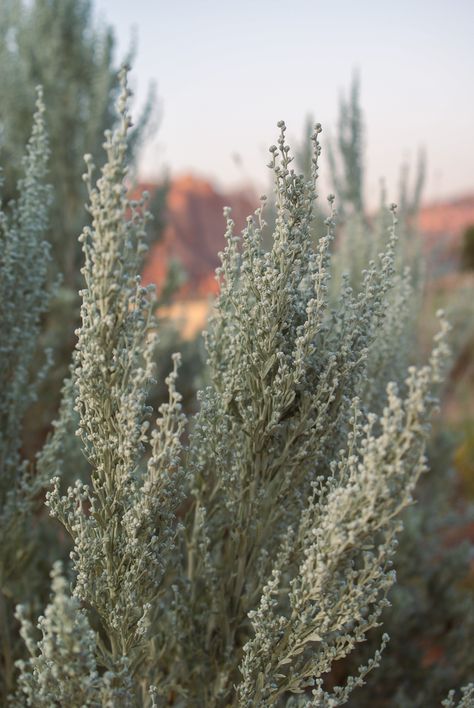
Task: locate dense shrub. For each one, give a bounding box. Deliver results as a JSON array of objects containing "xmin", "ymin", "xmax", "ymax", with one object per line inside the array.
[{"xmin": 1, "ymin": 68, "xmax": 473, "ymax": 707}]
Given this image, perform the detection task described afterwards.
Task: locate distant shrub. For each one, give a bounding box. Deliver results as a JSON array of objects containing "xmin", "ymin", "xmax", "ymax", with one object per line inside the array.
[{"xmin": 461, "ymin": 225, "xmax": 474, "ymax": 271}]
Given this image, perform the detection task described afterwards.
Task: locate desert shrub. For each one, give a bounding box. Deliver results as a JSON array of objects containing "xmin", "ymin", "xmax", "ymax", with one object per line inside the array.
[
  {"xmin": 0, "ymin": 0, "xmax": 165, "ymax": 468},
  {"xmin": 322, "ymin": 77, "xmax": 474, "ymax": 707},
  {"xmin": 0, "ymin": 87, "xmax": 57, "ymax": 698},
  {"xmin": 2, "ymin": 69, "xmax": 473, "ymax": 707}
]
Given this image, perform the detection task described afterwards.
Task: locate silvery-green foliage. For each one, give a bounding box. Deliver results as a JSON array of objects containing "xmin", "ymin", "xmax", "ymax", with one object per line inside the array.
[
  {"xmin": 443, "ymin": 684, "xmax": 474, "ymax": 708},
  {"xmin": 328, "ymin": 78, "xmax": 474, "ymax": 706},
  {"xmin": 0, "ymin": 87, "xmax": 52, "ymax": 589},
  {"xmin": 151, "ymin": 120, "xmax": 451, "ymax": 705},
  {"xmin": 13, "ymin": 72, "xmax": 458, "ymax": 706},
  {"xmin": 0, "ymin": 1, "xmax": 162, "ymax": 482},
  {"xmin": 0, "ymin": 0, "xmax": 117, "ymax": 285},
  {"xmin": 35, "ymin": 372, "xmax": 80, "ymax": 486},
  {"xmin": 394, "ymin": 155, "xmax": 426, "ymax": 291},
  {"xmin": 328, "ymin": 78, "xmax": 425, "ymax": 417},
  {"xmin": 329, "ymin": 75, "xmax": 424, "ymax": 286},
  {"xmin": 236, "ymin": 343, "xmax": 448, "ymax": 706},
  {"xmin": 45, "ymin": 67, "xmax": 185, "ymax": 691},
  {"xmin": 362, "ymin": 264, "xmax": 416, "ymax": 415},
  {"xmin": 329, "ymin": 207, "xmax": 419, "ymax": 413},
  {"xmin": 14, "ymin": 561, "xmax": 141, "ymax": 707},
  {"xmin": 0, "ymin": 0, "xmax": 157, "ymax": 288},
  {"xmin": 13, "ymin": 562, "xmax": 101, "ymax": 707},
  {"xmin": 348, "ymin": 433, "xmax": 474, "ymax": 707}
]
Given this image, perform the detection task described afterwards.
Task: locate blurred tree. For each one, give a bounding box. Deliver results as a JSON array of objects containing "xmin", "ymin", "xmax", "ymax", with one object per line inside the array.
[
  {"xmin": 0, "ymin": 0, "xmax": 159, "ymax": 289},
  {"xmin": 295, "ymin": 113, "xmax": 317, "ymax": 181},
  {"xmin": 327, "ymin": 72, "xmax": 365, "ymax": 218},
  {"xmin": 461, "ymin": 224, "xmax": 474, "ymax": 271}
]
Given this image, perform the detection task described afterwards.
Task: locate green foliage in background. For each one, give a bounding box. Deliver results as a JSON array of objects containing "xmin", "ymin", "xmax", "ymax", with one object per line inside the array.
[
  {"xmin": 323, "ymin": 75, "xmax": 474, "ymax": 707},
  {"xmin": 0, "ymin": 88, "xmax": 56, "ymax": 698},
  {"xmin": 327, "ymin": 74, "xmax": 365, "ymax": 218},
  {"xmin": 461, "ymin": 225, "xmax": 474, "ymax": 271}
]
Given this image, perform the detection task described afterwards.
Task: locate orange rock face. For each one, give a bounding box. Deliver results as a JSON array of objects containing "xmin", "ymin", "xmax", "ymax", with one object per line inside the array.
[
  {"xmin": 139, "ymin": 175, "xmax": 257, "ymax": 299},
  {"xmin": 418, "ymin": 193, "xmax": 474, "ymax": 272},
  {"xmin": 419, "ymin": 194, "xmax": 474, "ymax": 239}
]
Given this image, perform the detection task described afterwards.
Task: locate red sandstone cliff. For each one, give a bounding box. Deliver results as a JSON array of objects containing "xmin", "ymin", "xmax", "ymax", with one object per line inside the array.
[
  {"xmin": 418, "ymin": 193, "xmax": 474, "ymax": 271},
  {"xmin": 419, "ymin": 194, "xmax": 474, "ymax": 239},
  {"xmin": 140, "ymin": 175, "xmax": 257, "ymax": 298}
]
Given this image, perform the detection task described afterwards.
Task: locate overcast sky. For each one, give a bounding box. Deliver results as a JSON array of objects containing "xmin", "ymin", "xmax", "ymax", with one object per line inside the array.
[{"xmin": 96, "ymin": 0, "xmax": 474, "ymax": 206}]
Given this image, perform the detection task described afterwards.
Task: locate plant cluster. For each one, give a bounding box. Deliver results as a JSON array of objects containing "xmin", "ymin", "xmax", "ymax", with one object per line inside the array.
[
  {"xmin": 0, "ymin": 67, "xmax": 472, "ymax": 707},
  {"xmin": 0, "ymin": 88, "xmax": 53, "ymax": 668},
  {"xmin": 0, "ymin": 0, "xmax": 165, "ymax": 472}
]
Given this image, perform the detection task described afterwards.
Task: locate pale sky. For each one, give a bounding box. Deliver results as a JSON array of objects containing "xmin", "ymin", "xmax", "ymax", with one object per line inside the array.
[{"xmin": 95, "ymin": 0, "xmax": 474, "ymax": 206}]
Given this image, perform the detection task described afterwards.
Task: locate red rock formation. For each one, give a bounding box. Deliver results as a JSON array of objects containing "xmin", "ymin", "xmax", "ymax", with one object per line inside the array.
[
  {"xmin": 419, "ymin": 194, "xmax": 474, "ymax": 239},
  {"xmin": 138, "ymin": 175, "xmax": 257, "ymax": 298},
  {"xmin": 418, "ymin": 193, "xmax": 474, "ymax": 272}
]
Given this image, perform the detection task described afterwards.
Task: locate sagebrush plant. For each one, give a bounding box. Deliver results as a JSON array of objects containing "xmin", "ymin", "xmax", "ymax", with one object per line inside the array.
[
  {"xmin": 0, "ymin": 87, "xmax": 55, "ymax": 697},
  {"xmin": 41, "ymin": 67, "xmax": 186, "ymax": 702},
  {"xmin": 0, "ymin": 0, "xmax": 157, "ymax": 287},
  {"xmin": 0, "ymin": 86, "xmax": 51, "ymax": 576},
  {"xmin": 327, "ymin": 78, "xmax": 474, "ymax": 706},
  {"xmin": 161, "ymin": 124, "xmax": 452, "ymax": 706},
  {"xmin": 4, "ymin": 68, "xmax": 473, "ymax": 706},
  {"xmin": 349, "ymin": 432, "xmax": 474, "ymax": 708},
  {"xmin": 0, "ymin": 0, "xmax": 165, "ymax": 478}
]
